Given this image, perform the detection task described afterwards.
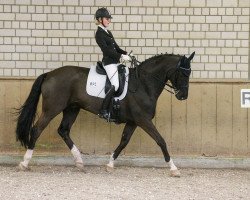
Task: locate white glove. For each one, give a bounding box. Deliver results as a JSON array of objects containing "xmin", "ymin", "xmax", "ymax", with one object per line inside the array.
[{"xmin": 121, "ymin": 54, "xmax": 131, "ymax": 63}]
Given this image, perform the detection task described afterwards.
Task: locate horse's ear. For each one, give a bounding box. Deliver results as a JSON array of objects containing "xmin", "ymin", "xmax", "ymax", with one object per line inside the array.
[
  {"xmin": 188, "ymin": 51, "xmax": 195, "ymax": 61},
  {"xmin": 181, "ymin": 56, "xmax": 186, "ymax": 63}
]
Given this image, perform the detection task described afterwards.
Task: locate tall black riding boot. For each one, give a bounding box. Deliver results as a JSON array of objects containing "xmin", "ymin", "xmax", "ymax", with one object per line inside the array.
[{"xmin": 99, "ymin": 86, "xmax": 115, "ymax": 120}]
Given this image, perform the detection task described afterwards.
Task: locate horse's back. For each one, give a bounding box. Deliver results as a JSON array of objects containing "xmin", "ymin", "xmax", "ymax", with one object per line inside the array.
[
  {"xmin": 41, "ymin": 66, "xmax": 89, "ymax": 99},
  {"xmin": 46, "ymin": 65, "xmax": 89, "ymax": 79}
]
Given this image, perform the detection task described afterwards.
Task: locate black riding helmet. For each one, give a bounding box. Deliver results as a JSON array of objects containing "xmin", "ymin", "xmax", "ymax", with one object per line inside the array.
[{"xmin": 95, "ymin": 7, "xmax": 112, "ymax": 19}]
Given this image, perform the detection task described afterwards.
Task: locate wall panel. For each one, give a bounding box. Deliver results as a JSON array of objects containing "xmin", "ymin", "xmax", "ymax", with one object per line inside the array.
[
  {"xmin": 232, "ymin": 85, "xmax": 248, "ymax": 155},
  {"xmin": 0, "ymin": 78, "xmax": 249, "ymax": 158},
  {"xmin": 201, "ymin": 84, "xmax": 217, "ymax": 156}
]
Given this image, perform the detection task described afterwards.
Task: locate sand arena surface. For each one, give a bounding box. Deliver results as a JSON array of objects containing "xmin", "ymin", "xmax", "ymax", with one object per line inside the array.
[{"xmin": 0, "ymin": 165, "xmax": 249, "ymax": 200}]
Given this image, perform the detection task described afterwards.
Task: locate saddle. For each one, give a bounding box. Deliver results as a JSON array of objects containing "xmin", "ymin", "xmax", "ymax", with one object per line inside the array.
[
  {"xmin": 96, "ymin": 61, "xmax": 126, "ymax": 97},
  {"xmin": 86, "ymin": 62, "xmax": 129, "ymax": 123}
]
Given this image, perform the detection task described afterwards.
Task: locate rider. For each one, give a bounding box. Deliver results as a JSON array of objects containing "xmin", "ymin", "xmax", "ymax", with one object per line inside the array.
[{"xmin": 95, "ymin": 7, "xmax": 131, "ymax": 120}]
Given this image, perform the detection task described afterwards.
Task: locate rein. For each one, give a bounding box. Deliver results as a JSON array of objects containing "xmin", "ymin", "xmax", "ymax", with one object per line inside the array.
[
  {"xmin": 129, "ymin": 55, "xmax": 181, "ymax": 95},
  {"xmin": 144, "ymin": 72, "xmax": 176, "ymax": 94}
]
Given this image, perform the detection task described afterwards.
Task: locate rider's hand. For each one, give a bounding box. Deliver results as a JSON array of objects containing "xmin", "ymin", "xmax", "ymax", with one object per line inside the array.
[{"xmin": 121, "ymin": 54, "xmax": 131, "ymax": 63}]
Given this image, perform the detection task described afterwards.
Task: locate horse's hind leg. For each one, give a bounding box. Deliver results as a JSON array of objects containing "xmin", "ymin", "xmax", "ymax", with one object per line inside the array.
[
  {"xmin": 57, "ymin": 105, "xmax": 84, "ymax": 170},
  {"xmin": 19, "ymin": 112, "xmax": 54, "ymax": 170}
]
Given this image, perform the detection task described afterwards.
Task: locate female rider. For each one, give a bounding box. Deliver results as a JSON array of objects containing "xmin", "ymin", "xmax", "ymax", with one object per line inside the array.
[{"xmin": 95, "ymin": 7, "xmax": 131, "ymax": 120}]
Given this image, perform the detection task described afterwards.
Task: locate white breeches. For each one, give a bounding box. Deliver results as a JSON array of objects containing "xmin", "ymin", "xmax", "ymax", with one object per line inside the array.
[{"xmin": 103, "ymin": 63, "xmax": 119, "ymax": 91}]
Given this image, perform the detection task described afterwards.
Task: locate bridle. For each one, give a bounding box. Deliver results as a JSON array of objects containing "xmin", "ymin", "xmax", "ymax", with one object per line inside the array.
[{"xmin": 170, "ymin": 59, "xmax": 191, "ymax": 94}]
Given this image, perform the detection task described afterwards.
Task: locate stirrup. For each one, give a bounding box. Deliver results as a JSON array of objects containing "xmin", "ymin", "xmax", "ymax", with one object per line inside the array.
[
  {"xmin": 98, "ymin": 111, "xmax": 110, "ymax": 120},
  {"xmin": 98, "ymin": 111, "xmax": 116, "ymax": 122}
]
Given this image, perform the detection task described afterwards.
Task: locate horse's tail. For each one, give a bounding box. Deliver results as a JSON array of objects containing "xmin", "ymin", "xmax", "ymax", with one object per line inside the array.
[{"xmin": 16, "ymin": 73, "xmax": 47, "ymax": 148}]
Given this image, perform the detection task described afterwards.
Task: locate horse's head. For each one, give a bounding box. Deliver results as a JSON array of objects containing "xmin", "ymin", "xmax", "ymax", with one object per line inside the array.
[{"xmin": 171, "ymin": 52, "xmax": 195, "ymax": 101}]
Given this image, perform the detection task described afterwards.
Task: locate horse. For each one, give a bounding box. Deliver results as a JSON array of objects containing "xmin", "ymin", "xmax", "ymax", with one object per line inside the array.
[{"xmin": 16, "ymin": 52, "xmax": 195, "ymax": 177}]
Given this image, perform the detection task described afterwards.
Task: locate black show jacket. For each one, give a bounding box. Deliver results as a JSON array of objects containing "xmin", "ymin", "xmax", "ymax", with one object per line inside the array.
[{"xmin": 95, "ymin": 26, "xmax": 127, "ymax": 66}]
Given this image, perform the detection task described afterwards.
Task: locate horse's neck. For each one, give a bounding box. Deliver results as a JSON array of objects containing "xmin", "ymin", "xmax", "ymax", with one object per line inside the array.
[
  {"xmin": 139, "ymin": 64, "xmax": 168, "ymax": 100},
  {"xmin": 138, "ymin": 56, "xmax": 179, "ymax": 99}
]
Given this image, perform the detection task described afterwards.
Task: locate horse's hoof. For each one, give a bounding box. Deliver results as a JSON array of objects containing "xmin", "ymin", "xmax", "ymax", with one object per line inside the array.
[
  {"xmin": 170, "ymin": 169, "xmax": 181, "ymax": 177},
  {"xmin": 106, "ymin": 164, "xmax": 114, "ymax": 173},
  {"xmin": 18, "ymin": 162, "xmax": 30, "ymax": 171},
  {"xmin": 75, "ymin": 162, "xmax": 85, "ymax": 172}
]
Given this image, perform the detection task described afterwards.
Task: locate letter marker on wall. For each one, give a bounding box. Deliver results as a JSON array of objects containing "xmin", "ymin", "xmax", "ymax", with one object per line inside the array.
[{"xmin": 241, "ymin": 89, "xmax": 250, "ymax": 108}]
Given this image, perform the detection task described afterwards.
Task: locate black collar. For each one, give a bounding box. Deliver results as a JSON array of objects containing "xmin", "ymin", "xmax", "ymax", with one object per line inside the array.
[{"xmin": 97, "ymin": 26, "xmax": 112, "ymax": 37}]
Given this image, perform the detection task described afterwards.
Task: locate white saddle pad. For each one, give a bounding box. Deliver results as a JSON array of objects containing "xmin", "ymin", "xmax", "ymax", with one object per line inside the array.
[{"xmin": 86, "ymin": 65, "xmax": 129, "ymax": 100}]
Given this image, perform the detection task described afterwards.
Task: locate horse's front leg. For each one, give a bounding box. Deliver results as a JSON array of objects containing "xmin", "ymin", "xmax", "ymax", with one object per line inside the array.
[
  {"xmin": 139, "ymin": 119, "xmax": 180, "ymax": 177},
  {"xmin": 107, "ymin": 122, "xmax": 137, "ymax": 171}
]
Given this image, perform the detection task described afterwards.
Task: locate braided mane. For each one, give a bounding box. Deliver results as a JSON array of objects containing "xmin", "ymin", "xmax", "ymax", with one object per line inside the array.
[{"xmin": 139, "ymin": 53, "xmax": 180, "ymax": 66}]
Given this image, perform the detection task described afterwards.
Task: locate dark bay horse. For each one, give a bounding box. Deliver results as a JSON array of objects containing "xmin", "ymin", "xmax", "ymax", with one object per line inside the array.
[{"xmin": 16, "ymin": 52, "xmax": 195, "ymax": 177}]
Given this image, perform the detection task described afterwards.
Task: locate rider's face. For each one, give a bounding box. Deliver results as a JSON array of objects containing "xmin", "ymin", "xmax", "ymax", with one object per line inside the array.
[{"xmin": 102, "ymin": 17, "xmax": 111, "ymax": 27}]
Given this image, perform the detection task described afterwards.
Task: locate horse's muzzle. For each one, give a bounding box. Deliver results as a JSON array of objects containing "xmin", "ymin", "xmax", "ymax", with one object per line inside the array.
[{"xmin": 175, "ymin": 90, "xmax": 188, "ymax": 100}]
